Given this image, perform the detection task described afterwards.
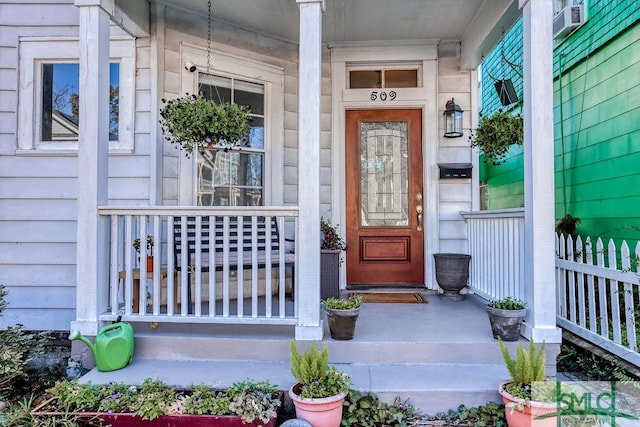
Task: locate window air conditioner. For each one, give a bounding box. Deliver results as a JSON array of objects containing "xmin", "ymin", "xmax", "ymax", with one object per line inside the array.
[{"xmin": 553, "ymin": 5, "xmax": 585, "ymax": 39}]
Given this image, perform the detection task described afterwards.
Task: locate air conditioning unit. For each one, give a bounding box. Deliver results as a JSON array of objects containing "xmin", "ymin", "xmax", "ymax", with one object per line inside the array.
[{"xmin": 553, "ymin": 4, "xmax": 585, "ymax": 39}]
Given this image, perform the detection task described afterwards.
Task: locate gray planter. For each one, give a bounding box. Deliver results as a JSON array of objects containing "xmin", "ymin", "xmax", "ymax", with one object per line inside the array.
[
  {"xmin": 325, "ymin": 307, "xmax": 360, "ymax": 340},
  {"xmin": 321, "ymin": 249, "xmax": 341, "ymax": 300},
  {"xmin": 486, "ymin": 306, "xmax": 526, "ymax": 341},
  {"xmin": 433, "ymin": 253, "xmax": 471, "ymax": 301}
]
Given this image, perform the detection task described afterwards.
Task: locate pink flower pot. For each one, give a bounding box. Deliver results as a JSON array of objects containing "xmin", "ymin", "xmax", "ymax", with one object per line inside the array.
[
  {"xmin": 499, "ymin": 383, "xmax": 561, "ymax": 427},
  {"xmin": 288, "ymin": 384, "xmax": 347, "ymax": 427}
]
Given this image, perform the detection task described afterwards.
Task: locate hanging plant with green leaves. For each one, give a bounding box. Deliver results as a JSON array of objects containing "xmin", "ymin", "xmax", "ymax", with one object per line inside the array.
[
  {"xmin": 470, "ymin": 110, "xmax": 523, "ymax": 165},
  {"xmin": 159, "ymin": 94, "xmax": 251, "ymax": 157}
]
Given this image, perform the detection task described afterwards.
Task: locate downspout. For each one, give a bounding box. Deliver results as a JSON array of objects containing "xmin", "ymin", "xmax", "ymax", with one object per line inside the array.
[{"xmin": 558, "ymin": 53, "xmax": 568, "ymax": 216}]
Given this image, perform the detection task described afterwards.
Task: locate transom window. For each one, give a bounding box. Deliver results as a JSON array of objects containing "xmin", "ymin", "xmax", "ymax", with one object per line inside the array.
[
  {"xmin": 196, "ymin": 73, "xmax": 265, "ymax": 206},
  {"xmin": 349, "ymin": 68, "xmax": 419, "ymax": 89}
]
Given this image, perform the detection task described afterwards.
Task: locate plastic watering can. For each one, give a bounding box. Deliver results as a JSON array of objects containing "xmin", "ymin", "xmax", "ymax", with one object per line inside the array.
[{"xmin": 70, "ymin": 322, "xmax": 134, "ymax": 372}]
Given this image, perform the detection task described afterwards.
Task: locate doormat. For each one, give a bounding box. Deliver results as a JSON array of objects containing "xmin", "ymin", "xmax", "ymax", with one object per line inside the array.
[{"xmin": 352, "ymin": 293, "xmax": 428, "ymax": 304}]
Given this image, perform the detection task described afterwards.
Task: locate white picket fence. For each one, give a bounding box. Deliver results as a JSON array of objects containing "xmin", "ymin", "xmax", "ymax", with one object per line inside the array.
[{"xmin": 556, "ymin": 234, "xmax": 640, "ymax": 367}]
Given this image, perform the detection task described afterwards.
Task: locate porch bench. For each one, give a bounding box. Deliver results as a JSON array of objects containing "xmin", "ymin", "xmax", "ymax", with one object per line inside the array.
[{"xmin": 173, "ymin": 216, "xmax": 295, "ymax": 312}]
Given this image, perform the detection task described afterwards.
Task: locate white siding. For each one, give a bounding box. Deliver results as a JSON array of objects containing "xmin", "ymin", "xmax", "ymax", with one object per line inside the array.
[
  {"xmin": 436, "ymin": 54, "xmax": 474, "ymax": 255},
  {"xmin": 0, "ymin": 1, "xmax": 151, "ymax": 330}
]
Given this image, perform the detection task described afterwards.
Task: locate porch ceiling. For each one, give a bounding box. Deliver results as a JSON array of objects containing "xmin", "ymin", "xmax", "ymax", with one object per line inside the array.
[{"xmin": 162, "ymin": 0, "xmax": 521, "ymax": 68}]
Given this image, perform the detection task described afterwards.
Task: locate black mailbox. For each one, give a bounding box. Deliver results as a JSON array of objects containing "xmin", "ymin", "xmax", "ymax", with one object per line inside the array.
[{"xmin": 438, "ymin": 163, "xmax": 472, "ymax": 179}]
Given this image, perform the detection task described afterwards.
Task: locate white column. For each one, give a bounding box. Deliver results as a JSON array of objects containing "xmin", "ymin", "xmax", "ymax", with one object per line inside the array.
[
  {"xmin": 521, "ymin": 0, "xmax": 562, "ymax": 343},
  {"xmin": 295, "ymin": 0, "xmax": 325, "ymax": 340},
  {"xmin": 71, "ymin": 0, "xmax": 113, "ymax": 335}
]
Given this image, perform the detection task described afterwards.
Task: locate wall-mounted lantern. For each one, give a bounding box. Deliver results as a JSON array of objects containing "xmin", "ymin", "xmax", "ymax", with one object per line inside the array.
[{"xmin": 443, "ymin": 98, "xmax": 463, "ymax": 138}]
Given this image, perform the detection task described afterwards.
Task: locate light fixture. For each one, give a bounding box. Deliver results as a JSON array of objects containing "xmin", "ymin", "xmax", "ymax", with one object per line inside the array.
[
  {"xmin": 184, "ymin": 61, "xmax": 196, "ymax": 73},
  {"xmin": 443, "ymin": 98, "xmax": 463, "ymax": 138}
]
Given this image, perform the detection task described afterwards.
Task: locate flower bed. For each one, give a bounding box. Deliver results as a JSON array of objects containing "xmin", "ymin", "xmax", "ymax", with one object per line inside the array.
[{"xmin": 32, "ymin": 378, "xmax": 283, "ymax": 427}]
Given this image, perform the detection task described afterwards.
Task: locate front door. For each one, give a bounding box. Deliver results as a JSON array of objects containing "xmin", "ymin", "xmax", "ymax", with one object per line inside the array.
[{"xmin": 345, "ymin": 109, "xmax": 424, "ymax": 286}]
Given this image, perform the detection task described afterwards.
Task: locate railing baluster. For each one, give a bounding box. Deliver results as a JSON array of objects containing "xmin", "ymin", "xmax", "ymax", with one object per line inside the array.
[{"xmin": 237, "ymin": 216, "xmax": 244, "ymax": 318}]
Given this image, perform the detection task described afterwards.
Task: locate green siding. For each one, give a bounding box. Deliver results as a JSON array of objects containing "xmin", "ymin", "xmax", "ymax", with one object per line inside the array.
[{"xmin": 480, "ymin": 0, "xmax": 640, "ymax": 242}]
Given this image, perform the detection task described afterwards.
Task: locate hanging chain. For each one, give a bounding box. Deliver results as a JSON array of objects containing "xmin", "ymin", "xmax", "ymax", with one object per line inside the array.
[{"xmin": 206, "ymin": 0, "xmax": 212, "ymax": 73}]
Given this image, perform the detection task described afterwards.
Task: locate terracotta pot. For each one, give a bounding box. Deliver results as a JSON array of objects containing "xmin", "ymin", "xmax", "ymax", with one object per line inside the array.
[
  {"xmin": 498, "ymin": 383, "xmax": 561, "ymax": 427},
  {"xmin": 288, "ymin": 384, "xmax": 347, "ymax": 427},
  {"xmin": 146, "ymin": 256, "xmax": 154, "ymax": 271}
]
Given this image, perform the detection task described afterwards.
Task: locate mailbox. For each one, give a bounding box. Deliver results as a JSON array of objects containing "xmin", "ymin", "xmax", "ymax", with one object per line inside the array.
[{"xmin": 438, "ymin": 163, "xmax": 472, "ymax": 179}]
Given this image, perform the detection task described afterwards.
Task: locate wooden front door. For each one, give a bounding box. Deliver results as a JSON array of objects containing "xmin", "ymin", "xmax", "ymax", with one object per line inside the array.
[{"xmin": 345, "ymin": 109, "xmax": 424, "ymax": 286}]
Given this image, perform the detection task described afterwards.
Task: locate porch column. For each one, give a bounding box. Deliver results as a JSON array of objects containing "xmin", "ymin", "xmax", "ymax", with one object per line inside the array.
[
  {"xmin": 295, "ymin": 0, "xmax": 325, "ymax": 340},
  {"xmin": 520, "ymin": 0, "xmax": 562, "ymax": 343},
  {"xmin": 71, "ymin": 0, "xmax": 113, "ymax": 336}
]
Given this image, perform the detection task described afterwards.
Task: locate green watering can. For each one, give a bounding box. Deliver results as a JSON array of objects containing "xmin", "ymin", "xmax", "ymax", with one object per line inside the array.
[{"xmin": 70, "ymin": 322, "xmax": 134, "ymax": 372}]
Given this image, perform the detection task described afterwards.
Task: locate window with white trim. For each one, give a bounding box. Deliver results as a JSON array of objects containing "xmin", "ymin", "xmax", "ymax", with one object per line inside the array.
[
  {"xmin": 554, "ymin": 0, "xmax": 584, "ymax": 15},
  {"xmin": 197, "ymin": 73, "xmax": 265, "ymax": 206},
  {"xmin": 179, "ymin": 44, "xmax": 285, "ymax": 207},
  {"xmin": 18, "ymin": 37, "xmax": 135, "ymax": 152}
]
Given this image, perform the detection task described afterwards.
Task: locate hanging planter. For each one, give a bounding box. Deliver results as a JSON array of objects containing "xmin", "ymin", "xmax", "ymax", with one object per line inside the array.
[
  {"xmin": 469, "ymin": 110, "xmax": 523, "ymax": 165},
  {"xmin": 159, "ymin": 94, "xmax": 251, "ymax": 157}
]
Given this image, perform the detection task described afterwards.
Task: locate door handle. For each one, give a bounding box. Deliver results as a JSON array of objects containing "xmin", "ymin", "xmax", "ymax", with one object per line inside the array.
[{"xmin": 416, "ymin": 205, "xmax": 423, "ymax": 231}]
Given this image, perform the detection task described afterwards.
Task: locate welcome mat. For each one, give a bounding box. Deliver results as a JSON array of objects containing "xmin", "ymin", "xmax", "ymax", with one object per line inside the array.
[{"xmin": 352, "ymin": 293, "xmax": 428, "ymax": 304}]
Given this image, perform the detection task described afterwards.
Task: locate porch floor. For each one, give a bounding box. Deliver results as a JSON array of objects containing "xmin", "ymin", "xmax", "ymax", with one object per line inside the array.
[{"xmin": 81, "ymin": 293, "xmax": 542, "ymax": 414}]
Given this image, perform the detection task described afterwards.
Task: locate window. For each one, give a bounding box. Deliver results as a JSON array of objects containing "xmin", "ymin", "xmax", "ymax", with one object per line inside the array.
[
  {"xmin": 197, "ymin": 74, "xmax": 265, "ymax": 206},
  {"xmin": 40, "ymin": 63, "xmax": 120, "ymax": 142},
  {"xmin": 349, "ymin": 68, "xmax": 419, "ymax": 89},
  {"xmin": 18, "ymin": 37, "xmax": 135, "ymax": 152},
  {"xmin": 554, "ymin": 0, "xmax": 584, "ymax": 15}
]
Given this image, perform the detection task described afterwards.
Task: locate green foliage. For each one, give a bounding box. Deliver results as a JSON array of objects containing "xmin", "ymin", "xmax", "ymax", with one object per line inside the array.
[
  {"xmin": 470, "ymin": 110, "xmax": 523, "ymax": 165},
  {"xmin": 555, "ymin": 213, "xmax": 581, "ymax": 237},
  {"xmin": 322, "ymin": 294, "xmax": 362, "ymax": 310},
  {"xmin": 290, "ymin": 341, "xmax": 350, "ymax": 398},
  {"xmin": 132, "ymin": 235, "xmax": 154, "ymax": 255},
  {"xmin": 488, "ymin": 297, "xmax": 526, "ymax": 310},
  {"xmin": 0, "ymin": 395, "xmax": 88, "ymax": 427},
  {"xmin": 159, "ymin": 94, "xmax": 250, "ymax": 156},
  {"xmin": 226, "ymin": 380, "xmax": 281, "ymax": 424},
  {"xmin": 45, "ymin": 378, "xmax": 281, "ymax": 422},
  {"xmin": 424, "ymin": 402, "xmax": 506, "ymax": 426},
  {"xmin": 499, "ymin": 339, "xmax": 546, "ymax": 400},
  {"xmin": 557, "ymin": 343, "xmax": 639, "ymax": 381},
  {"xmin": 0, "ymin": 285, "xmax": 53, "ymax": 402},
  {"xmin": 321, "ymin": 217, "xmax": 347, "ymax": 250},
  {"xmin": 341, "ymin": 390, "xmax": 415, "ymax": 427}
]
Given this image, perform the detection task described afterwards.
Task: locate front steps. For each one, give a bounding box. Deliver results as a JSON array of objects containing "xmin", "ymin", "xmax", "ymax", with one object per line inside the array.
[{"xmin": 80, "ymin": 296, "xmax": 559, "ymax": 414}]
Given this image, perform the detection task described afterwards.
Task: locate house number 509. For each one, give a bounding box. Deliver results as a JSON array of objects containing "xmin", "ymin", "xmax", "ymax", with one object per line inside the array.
[{"xmin": 370, "ymin": 91, "xmax": 397, "ymax": 101}]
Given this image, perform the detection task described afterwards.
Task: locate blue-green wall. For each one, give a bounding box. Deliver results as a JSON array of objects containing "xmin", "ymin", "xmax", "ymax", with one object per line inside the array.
[{"xmin": 479, "ymin": 0, "xmax": 640, "ymax": 242}]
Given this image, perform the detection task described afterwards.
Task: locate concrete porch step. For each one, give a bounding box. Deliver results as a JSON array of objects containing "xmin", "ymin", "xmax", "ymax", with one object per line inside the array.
[{"xmin": 79, "ymin": 358, "xmax": 507, "ymax": 415}]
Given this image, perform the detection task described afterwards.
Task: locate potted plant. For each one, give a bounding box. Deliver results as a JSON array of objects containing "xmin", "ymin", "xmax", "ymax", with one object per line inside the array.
[
  {"xmin": 322, "ymin": 294, "xmax": 363, "ymax": 341},
  {"xmin": 320, "ymin": 218, "xmax": 347, "ymax": 300},
  {"xmin": 555, "ymin": 213, "xmax": 580, "ymax": 237},
  {"xmin": 133, "ymin": 234, "xmax": 154, "ymax": 271},
  {"xmin": 289, "ymin": 341, "xmax": 351, "ymax": 427},
  {"xmin": 433, "ymin": 253, "xmax": 471, "ymax": 300},
  {"xmin": 498, "ymin": 339, "xmax": 563, "ymax": 427},
  {"xmin": 470, "ymin": 109, "xmax": 523, "ymax": 165},
  {"xmin": 159, "ymin": 94, "xmax": 251, "ymax": 157},
  {"xmin": 486, "ymin": 297, "xmax": 527, "ymax": 341},
  {"xmin": 33, "ymin": 377, "xmax": 283, "ymax": 426}
]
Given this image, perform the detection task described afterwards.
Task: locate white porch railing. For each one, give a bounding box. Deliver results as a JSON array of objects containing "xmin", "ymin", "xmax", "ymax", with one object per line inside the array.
[
  {"xmin": 556, "ymin": 234, "xmax": 640, "ymax": 367},
  {"xmin": 97, "ymin": 206, "xmax": 298, "ymax": 326},
  {"xmin": 460, "ymin": 208, "xmax": 525, "ymax": 302}
]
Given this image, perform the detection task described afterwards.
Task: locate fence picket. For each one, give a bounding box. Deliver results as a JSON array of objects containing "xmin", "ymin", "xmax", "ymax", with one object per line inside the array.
[
  {"xmin": 621, "ymin": 242, "xmax": 636, "ymax": 352},
  {"xmin": 608, "ymin": 239, "xmax": 622, "ymax": 344},
  {"xmin": 596, "ymin": 238, "xmax": 609, "ymax": 339},
  {"xmin": 567, "ymin": 235, "xmax": 577, "ymax": 323},
  {"xmin": 576, "ymin": 237, "xmax": 586, "ymax": 328},
  {"xmin": 558, "ymin": 234, "xmax": 567, "ymax": 318},
  {"xmin": 585, "ymin": 237, "xmax": 597, "ymax": 333}
]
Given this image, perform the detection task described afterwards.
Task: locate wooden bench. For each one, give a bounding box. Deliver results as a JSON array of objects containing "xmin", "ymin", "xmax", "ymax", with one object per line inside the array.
[{"xmin": 173, "ymin": 215, "xmax": 295, "ymax": 312}]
